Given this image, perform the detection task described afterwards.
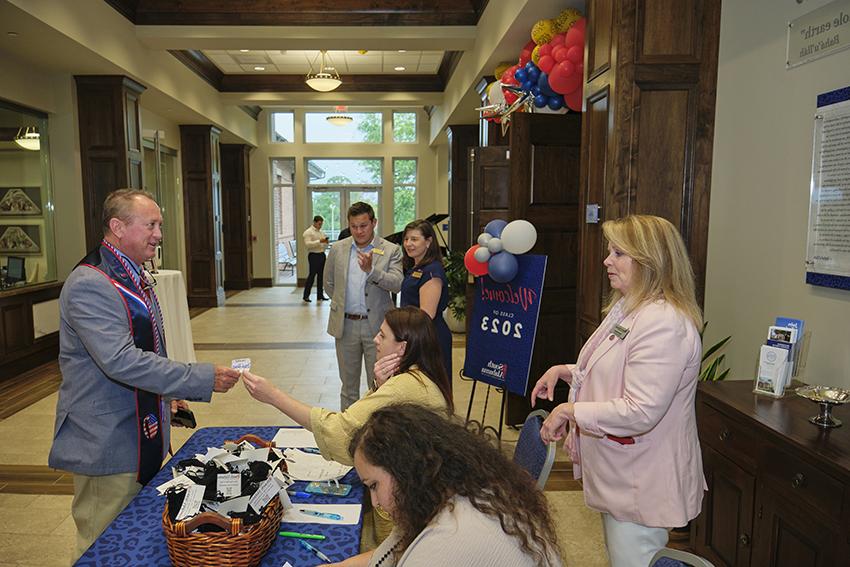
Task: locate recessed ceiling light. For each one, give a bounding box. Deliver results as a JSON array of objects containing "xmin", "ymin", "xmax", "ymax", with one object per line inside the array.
[
  {"xmin": 7, "ymin": 31, "xmax": 19, "ymax": 38},
  {"xmin": 240, "ymin": 49, "xmax": 249, "ymax": 52},
  {"xmin": 398, "ymin": 50, "xmax": 406, "ymax": 53},
  {"xmin": 254, "ymin": 66, "xmax": 266, "ymax": 71},
  {"xmin": 394, "ymin": 66, "xmax": 406, "ymax": 71}
]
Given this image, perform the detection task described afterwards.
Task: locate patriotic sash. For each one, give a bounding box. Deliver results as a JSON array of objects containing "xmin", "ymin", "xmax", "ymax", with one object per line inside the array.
[{"xmin": 78, "ymin": 242, "xmax": 168, "ymax": 485}]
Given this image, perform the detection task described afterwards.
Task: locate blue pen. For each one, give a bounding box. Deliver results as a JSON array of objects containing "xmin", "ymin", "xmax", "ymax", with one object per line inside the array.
[
  {"xmin": 300, "ymin": 539, "xmax": 332, "ymax": 563},
  {"xmin": 299, "ymin": 447, "xmax": 322, "ymax": 455},
  {"xmin": 287, "ymin": 490, "xmax": 311, "ymax": 498},
  {"xmin": 298, "ymin": 508, "xmax": 342, "ymax": 520}
]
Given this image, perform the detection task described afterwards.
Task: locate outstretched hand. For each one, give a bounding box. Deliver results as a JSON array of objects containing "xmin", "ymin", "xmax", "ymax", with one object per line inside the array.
[
  {"xmin": 242, "ymin": 371, "xmax": 281, "ymax": 406},
  {"xmin": 213, "ymin": 366, "xmax": 240, "ymax": 393},
  {"xmin": 530, "ymin": 365, "xmax": 568, "ymax": 407}
]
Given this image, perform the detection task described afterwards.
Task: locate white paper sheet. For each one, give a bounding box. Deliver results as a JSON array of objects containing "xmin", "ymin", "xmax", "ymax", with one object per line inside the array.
[
  {"xmin": 240, "ymin": 447, "xmax": 270, "ymax": 462},
  {"xmin": 281, "ymin": 504, "xmax": 362, "ymax": 525},
  {"xmin": 176, "ymin": 484, "xmax": 206, "ymax": 521},
  {"xmin": 282, "ymin": 448, "xmax": 352, "ymax": 481},
  {"xmin": 210, "ymin": 495, "xmax": 250, "ymax": 516},
  {"xmin": 156, "ymin": 474, "xmax": 195, "ymax": 496},
  {"xmin": 249, "ymin": 478, "xmax": 280, "ymax": 513},
  {"xmin": 273, "ymin": 428, "xmax": 319, "ymax": 448},
  {"xmin": 217, "ymin": 473, "xmax": 242, "ymax": 498}
]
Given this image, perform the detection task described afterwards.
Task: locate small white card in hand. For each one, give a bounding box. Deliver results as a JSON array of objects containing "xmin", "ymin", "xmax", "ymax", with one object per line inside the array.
[
  {"xmin": 232, "ymin": 358, "xmax": 252, "ymax": 373},
  {"xmin": 176, "ymin": 484, "xmax": 206, "ymax": 521},
  {"xmin": 217, "ymin": 473, "xmax": 242, "ymax": 498},
  {"xmin": 249, "ymin": 478, "xmax": 280, "ymax": 513}
]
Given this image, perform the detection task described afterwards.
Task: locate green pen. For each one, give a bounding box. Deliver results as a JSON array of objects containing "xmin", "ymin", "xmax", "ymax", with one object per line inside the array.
[{"xmin": 278, "ymin": 531, "xmax": 326, "ymax": 540}]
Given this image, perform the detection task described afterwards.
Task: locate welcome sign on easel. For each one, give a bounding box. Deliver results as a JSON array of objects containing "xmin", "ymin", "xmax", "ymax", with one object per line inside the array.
[{"xmin": 462, "ymin": 255, "xmax": 546, "ymax": 395}]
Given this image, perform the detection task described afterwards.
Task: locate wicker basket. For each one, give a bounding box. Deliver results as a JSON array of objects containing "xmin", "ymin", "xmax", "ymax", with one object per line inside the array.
[{"xmin": 162, "ymin": 434, "xmax": 284, "ymax": 567}]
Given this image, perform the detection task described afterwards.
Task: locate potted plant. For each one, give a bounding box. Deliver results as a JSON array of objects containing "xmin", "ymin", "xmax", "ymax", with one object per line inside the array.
[{"xmin": 443, "ymin": 249, "xmax": 468, "ymax": 333}]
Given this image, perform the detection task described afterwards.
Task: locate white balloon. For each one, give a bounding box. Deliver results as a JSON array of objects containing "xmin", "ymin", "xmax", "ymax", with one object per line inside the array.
[
  {"xmin": 477, "ymin": 233, "xmax": 492, "ymax": 246},
  {"xmin": 486, "ymin": 237, "xmax": 503, "ymax": 253},
  {"xmin": 501, "ymin": 220, "xmax": 538, "ymax": 254},
  {"xmin": 487, "ymin": 81, "xmax": 505, "ymax": 107},
  {"xmin": 473, "ymin": 246, "xmax": 491, "ymax": 263}
]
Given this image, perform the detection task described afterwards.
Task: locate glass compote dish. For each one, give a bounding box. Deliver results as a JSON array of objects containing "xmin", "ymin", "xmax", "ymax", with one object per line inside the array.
[{"xmin": 796, "ymin": 385, "xmax": 850, "ymax": 428}]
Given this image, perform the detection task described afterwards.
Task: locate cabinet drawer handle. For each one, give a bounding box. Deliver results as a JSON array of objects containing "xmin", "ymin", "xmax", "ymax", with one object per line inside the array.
[
  {"xmin": 791, "ymin": 473, "xmax": 805, "ymax": 489},
  {"xmin": 718, "ymin": 428, "xmax": 730, "ymax": 441},
  {"xmin": 739, "ymin": 533, "xmax": 750, "ymax": 546}
]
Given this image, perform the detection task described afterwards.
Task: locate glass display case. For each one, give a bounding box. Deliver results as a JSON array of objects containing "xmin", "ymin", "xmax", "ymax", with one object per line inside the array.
[{"xmin": 0, "ymin": 99, "xmax": 57, "ymax": 289}]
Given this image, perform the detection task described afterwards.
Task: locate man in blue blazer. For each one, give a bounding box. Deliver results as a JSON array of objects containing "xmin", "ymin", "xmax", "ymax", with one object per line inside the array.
[
  {"xmin": 324, "ymin": 202, "xmax": 403, "ymax": 409},
  {"xmin": 48, "ymin": 189, "xmax": 240, "ymax": 561}
]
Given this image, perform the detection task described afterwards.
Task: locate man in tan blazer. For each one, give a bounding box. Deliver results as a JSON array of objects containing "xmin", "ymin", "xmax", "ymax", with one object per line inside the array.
[{"xmin": 324, "ymin": 202, "xmax": 403, "ymax": 409}]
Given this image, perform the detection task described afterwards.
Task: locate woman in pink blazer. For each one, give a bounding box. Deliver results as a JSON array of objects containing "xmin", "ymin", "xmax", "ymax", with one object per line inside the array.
[{"xmin": 532, "ymin": 215, "xmax": 706, "ymax": 567}]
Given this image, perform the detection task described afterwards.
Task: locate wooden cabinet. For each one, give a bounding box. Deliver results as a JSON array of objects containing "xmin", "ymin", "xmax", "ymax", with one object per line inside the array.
[
  {"xmin": 220, "ymin": 144, "xmax": 253, "ymax": 290},
  {"xmin": 694, "ymin": 381, "xmax": 850, "ymax": 566},
  {"xmin": 0, "ymin": 282, "xmax": 62, "ymax": 380}
]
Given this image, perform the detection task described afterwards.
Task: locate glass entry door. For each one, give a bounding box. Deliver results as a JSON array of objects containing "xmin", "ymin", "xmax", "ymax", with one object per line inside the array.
[{"xmin": 310, "ymin": 189, "xmax": 379, "ymax": 242}]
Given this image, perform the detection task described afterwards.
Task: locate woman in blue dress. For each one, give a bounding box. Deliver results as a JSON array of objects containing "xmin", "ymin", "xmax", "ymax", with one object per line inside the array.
[{"xmin": 399, "ymin": 219, "xmax": 453, "ymax": 389}]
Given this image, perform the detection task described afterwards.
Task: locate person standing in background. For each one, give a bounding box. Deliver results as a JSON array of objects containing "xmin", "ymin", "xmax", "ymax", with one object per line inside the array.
[
  {"xmin": 324, "ymin": 202, "xmax": 403, "ymax": 410},
  {"xmin": 303, "ymin": 215, "xmax": 329, "ymax": 303},
  {"xmin": 399, "ymin": 219, "xmax": 452, "ymax": 388},
  {"xmin": 49, "ymin": 189, "xmax": 240, "ymax": 562}
]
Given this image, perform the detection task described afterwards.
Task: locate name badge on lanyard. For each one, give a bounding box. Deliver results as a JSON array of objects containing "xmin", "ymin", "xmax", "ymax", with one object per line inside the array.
[
  {"xmin": 412, "ymin": 270, "xmax": 423, "ymax": 279},
  {"xmin": 612, "ymin": 325, "xmax": 630, "ymax": 340}
]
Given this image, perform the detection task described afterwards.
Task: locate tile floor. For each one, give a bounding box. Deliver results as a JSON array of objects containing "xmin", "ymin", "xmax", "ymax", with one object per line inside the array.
[{"xmin": 0, "ymin": 285, "xmax": 606, "ymax": 566}]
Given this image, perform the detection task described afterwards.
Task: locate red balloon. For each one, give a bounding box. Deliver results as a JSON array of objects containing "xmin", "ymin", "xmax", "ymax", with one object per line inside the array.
[
  {"xmin": 552, "ymin": 45, "xmax": 568, "ymax": 63},
  {"xmin": 539, "ymin": 43, "xmax": 553, "ymax": 57},
  {"xmin": 574, "ymin": 17, "xmax": 586, "ymax": 34},
  {"xmin": 566, "ymin": 45, "xmax": 583, "ymax": 64},
  {"xmin": 537, "ymin": 55, "xmax": 555, "ymax": 74},
  {"xmin": 501, "ymin": 65, "xmax": 519, "ymax": 86},
  {"xmin": 551, "ymin": 33, "xmax": 566, "ymax": 47},
  {"xmin": 519, "ymin": 39, "xmax": 536, "ymax": 66},
  {"xmin": 503, "ymin": 87, "xmax": 518, "ymax": 105},
  {"xmin": 549, "ymin": 61, "xmax": 582, "ymax": 95},
  {"xmin": 565, "ymin": 26, "xmax": 585, "ymax": 49},
  {"xmin": 464, "ymin": 245, "xmax": 489, "ymax": 276},
  {"xmin": 565, "ymin": 88, "xmax": 582, "ymax": 112}
]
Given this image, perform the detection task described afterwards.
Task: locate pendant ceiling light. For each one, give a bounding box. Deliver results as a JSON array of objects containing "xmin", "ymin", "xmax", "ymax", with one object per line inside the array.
[
  {"xmin": 14, "ymin": 126, "xmax": 40, "ymax": 151},
  {"xmin": 326, "ymin": 106, "xmax": 353, "ymax": 127},
  {"xmin": 306, "ymin": 50, "xmax": 342, "ymax": 92}
]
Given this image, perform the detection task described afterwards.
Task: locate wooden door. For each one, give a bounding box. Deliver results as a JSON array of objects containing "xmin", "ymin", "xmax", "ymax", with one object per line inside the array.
[
  {"xmin": 505, "ymin": 113, "xmax": 582, "ymax": 423},
  {"xmin": 446, "ymin": 124, "xmax": 478, "ymax": 253},
  {"xmin": 577, "ymin": 0, "xmax": 721, "ymax": 342},
  {"xmin": 469, "ymin": 145, "xmax": 510, "ymax": 244},
  {"xmin": 694, "ymin": 445, "xmax": 755, "ymax": 567},
  {"xmin": 221, "ymin": 144, "xmax": 253, "ymax": 290}
]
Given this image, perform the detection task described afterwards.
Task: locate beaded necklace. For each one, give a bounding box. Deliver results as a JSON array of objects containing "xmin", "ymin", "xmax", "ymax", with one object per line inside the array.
[{"xmin": 372, "ymin": 541, "xmax": 399, "ymax": 567}]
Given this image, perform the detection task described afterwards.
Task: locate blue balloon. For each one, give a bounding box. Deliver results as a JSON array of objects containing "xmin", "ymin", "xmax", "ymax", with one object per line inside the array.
[
  {"xmin": 533, "ymin": 94, "xmax": 548, "ymax": 108},
  {"xmin": 484, "ymin": 219, "xmax": 508, "ymax": 238},
  {"xmin": 530, "ymin": 86, "xmax": 541, "ymax": 96},
  {"xmin": 514, "ymin": 68, "xmax": 528, "ymax": 83},
  {"xmin": 547, "ymin": 96, "xmax": 564, "ymax": 110},
  {"xmin": 522, "ymin": 80, "xmax": 533, "ymax": 92},
  {"xmin": 525, "ymin": 61, "xmax": 537, "ymax": 72},
  {"xmin": 527, "ymin": 67, "xmax": 540, "ymax": 83},
  {"xmin": 537, "ymin": 73, "xmax": 557, "ymax": 97},
  {"xmin": 488, "ymin": 252, "xmax": 519, "ymax": 283}
]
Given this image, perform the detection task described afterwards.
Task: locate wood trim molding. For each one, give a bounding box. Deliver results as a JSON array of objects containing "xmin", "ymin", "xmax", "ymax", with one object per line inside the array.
[
  {"xmin": 438, "ymin": 51, "xmax": 463, "ymax": 87},
  {"xmin": 107, "ymin": 1, "xmax": 486, "ymax": 26},
  {"xmin": 169, "ymin": 50, "xmax": 223, "ymax": 89},
  {"xmin": 219, "ymin": 73, "xmax": 444, "ymax": 93},
  {"xmin": 251, "ymin": 278, "xmax": 273, "ymax": 287}
]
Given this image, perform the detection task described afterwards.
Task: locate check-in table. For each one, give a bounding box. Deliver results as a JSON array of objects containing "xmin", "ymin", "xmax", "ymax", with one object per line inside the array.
[
  {"xmin": 153, "ymin": 269, "xmax": 196, "ymax": 363},
  {"xmin": 75, "ymin": 426, "xmax": 364, "ymax": 566}
]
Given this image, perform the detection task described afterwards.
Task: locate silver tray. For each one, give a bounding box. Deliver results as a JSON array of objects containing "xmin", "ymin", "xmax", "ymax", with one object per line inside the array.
[{"xmin": 796, "ymin": 385, "xmax": 850, "ymax": 428}]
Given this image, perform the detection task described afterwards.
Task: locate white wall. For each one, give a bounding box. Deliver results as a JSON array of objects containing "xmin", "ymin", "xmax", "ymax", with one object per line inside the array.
[
  {"xmin": 250, "ymin": 109, "xmax": 441, "ymax": 280},
  {"xmin": 705, "ymin": 0, "xmax": 850, "ymax": 385}
]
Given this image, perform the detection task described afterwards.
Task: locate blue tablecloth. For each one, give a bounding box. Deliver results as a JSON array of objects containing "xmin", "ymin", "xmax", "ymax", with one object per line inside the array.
[{"xmin": 75, "ymin": 426, "xmax": 364, "ymax": 566}]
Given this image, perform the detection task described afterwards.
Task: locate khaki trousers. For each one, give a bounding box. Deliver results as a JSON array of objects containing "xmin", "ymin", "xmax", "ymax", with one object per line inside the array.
[
  {"xmin": 335, "ymin": 317, "xmax": 377, "ymax": 410},
  {"xmin": 71, "ymin": 472, "xmax": 140, "ymax": 563}
]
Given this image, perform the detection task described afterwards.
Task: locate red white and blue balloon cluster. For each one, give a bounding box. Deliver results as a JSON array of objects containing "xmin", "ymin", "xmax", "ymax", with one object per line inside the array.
[{"xmin": 464, "ymin": 219, "xmax": 538, "ymax": 283}]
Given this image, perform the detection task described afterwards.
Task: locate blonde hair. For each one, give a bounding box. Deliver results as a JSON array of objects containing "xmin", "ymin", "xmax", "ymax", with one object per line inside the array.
[
  {"xmin": 602, "ymin": 215, "xmax": 702, "ymax": 330},
  {"xmin": 102, "ymin": 189, "xmax": 156, "ymax": 235}
]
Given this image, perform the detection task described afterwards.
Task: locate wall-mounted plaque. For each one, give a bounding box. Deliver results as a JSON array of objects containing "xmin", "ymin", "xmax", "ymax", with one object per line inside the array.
[
  {"xmin": 0, "ymin": 224, "xmax": 40, "ymax": 254},
  {"xmin": 0, "ymin": 187, "xmax": 42, "ymax": 216}
]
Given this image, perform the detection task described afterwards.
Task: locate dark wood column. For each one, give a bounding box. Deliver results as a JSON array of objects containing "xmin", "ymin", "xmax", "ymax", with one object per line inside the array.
[
  {"xmin": 180, "ymin": 125, "xmax": 224, "ymax": 307},
  {"xmin": 577, "ymin": 0, "xmax": 721, "ymax": 344},
  {"xmin": 75, "ymin": 75, "xmax": 146, "ymax": 251},
  {"xmin": 446, "ymin": 125, "xmax": 478, "ymax": 252},
  {"xmin": 220, "ymin": 144, "xmax": 253, "ymax": 290}
]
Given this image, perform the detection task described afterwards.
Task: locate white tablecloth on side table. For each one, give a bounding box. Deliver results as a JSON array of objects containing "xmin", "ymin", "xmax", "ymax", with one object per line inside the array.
[{"xmin": 153, "ymin": 269, "xmax": 196, "ymax": 363}]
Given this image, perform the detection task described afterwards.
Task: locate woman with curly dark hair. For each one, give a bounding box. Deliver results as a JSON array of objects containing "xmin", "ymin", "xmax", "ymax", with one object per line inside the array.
[{"xmin": 328, "ymin": 404, "xmax": 563, "ymax": 567}]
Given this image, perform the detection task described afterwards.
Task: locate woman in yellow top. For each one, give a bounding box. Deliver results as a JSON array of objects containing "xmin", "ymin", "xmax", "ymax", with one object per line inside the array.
[{"xmin": 242, "ymin": 306, "xmax": 454, "ymax": 465}]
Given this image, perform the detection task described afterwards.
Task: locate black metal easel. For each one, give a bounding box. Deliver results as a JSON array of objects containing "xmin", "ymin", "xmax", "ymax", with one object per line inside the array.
[{"xmin": 461, "ymin": 370, "xmax": 506, "ymax": 443}]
